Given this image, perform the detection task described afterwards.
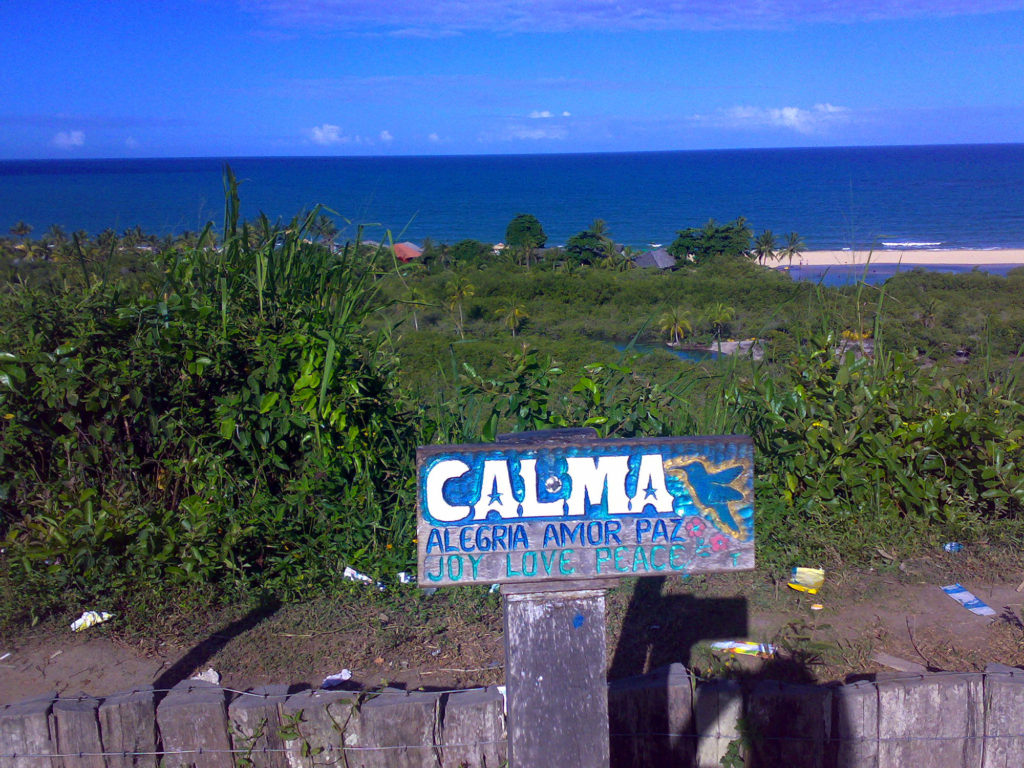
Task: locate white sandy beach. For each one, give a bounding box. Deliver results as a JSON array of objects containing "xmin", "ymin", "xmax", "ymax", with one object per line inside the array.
[{"xmin": 793, "ymin": 248, "xmax": 1024, "ymax": 267}]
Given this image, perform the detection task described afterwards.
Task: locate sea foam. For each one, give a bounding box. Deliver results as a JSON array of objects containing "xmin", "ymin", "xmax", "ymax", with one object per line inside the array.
[{"xmin": 881, "ymin": 241, "xmax": 942, "ymax": 249}]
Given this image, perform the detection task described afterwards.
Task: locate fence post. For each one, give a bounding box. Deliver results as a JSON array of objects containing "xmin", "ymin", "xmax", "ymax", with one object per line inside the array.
[
  {"xmin": 503, "ymin": 585, "xmax": 610, "ymax": 768},
  {"xmin": 983, "ymin": 663, "xmax": 1024, "ymax": 767},
  {"xmin": 746, "ymin": 680, "xmax": 830, "ymax": 768},
  {"xmin": 608, "ymin": 663, "xmax": 694, "ymax": 768},
  {"xmin": 155, "ymin": 680, "xmax": 233, "ymax": 768},
  {"xmin": 228, "ymin": 685, "xmax": 290, "ymax": 768},
  {"xmin": 829, "ymin": 679, "xmax": 878, "ymax": 768},
  {"xmin": 52, "ymin": 697, "xmax": 103, "ymax": 768},
  {"xmin": 351, "ymin": 689, "xmax": 441, "ymax": 768},
  {"xmin": 438, "ymin": 687, "xmax": 506, "ymax": 768},
  {"xmin": 0, "ymin": 693, "xmax": 56, "ymax": 768},
  {"xmin": 876, "ymin": 673, "xmax": 982, "ymax": 768},
  {"xmin": 98, "ymin": 687, "xmax": 157, "ymax": 768},
  {"xmin": 693, "ymin": 679, "xmax": 742, "ymax": 767},
  {"xmin": 280, "ymin": 689, "xmax": 359, "ymax": 768}
]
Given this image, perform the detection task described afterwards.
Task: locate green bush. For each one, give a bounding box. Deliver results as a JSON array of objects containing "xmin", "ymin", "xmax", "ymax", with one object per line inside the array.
[
  {"xmin": 0, "ymin": 170, "xmax": 417, "ymax": 618},
  {"xmin": 726, "ymin": 333, "xmax": 1024, "ymax": 559}
]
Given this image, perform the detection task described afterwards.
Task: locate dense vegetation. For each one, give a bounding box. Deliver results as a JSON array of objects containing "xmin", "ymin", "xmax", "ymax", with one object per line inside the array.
[{"xmin": 2, "ymin": 174, "xmax": 1023, "ymax": 628}]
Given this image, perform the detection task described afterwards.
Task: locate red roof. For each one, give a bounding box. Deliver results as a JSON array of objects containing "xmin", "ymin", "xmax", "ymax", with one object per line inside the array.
[{"xmin": 393, "ymin": 242, "xmax": 423, "ymax": 262}]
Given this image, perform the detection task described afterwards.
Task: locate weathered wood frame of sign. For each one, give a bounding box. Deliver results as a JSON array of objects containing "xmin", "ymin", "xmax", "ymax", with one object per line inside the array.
[{"xmin": 417, "ymin": 432, "xmax": 755, "ymax": 587}]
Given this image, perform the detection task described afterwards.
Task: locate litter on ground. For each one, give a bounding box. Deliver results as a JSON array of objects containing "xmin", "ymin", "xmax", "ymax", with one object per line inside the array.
[
  {"xmin": 322, "ymin": 669, "xmax": 353, "ymax": 689},
  {"xmin": 190, "ymin": 667, "xmax": 221, "ymax": 684},
  {"xmin": 343, "ymin": 566, "xmax": 385, "ymax": 590},
  {"xmin": 710, "ymin": 640, "xmax": 776, "ymax": 658},
  {"xmin": 343, "ymin": 566, "xmax": 372, "ymax": 584},
  {"xmin": 942, "ymin": 583, "xmax": 996, "ymax": 617},
  {"xmin": 788, "ymin": 567, "xmax": 825, "ymax": 594},
  {"xmin": 70, "ymin": 611, "xmax": 113, "ymax": 632}
]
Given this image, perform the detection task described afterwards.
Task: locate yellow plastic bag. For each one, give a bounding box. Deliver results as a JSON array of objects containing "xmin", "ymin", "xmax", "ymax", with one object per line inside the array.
[{"xmin": 787, "ymin": 567, "xmax": 825, "ymax": 594}]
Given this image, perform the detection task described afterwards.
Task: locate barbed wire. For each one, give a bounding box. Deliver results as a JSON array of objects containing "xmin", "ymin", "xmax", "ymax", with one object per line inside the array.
[
  {"xmin": 3, "ymin": 683, "xmax": 498, "ymax": 704},
  {"xmin": 612, "ymin": 731, "xmax": 1019, "ymax": 743},
  {"xmin": 5, "ymin": 729, "xmax": 1024, "ymax": 761},
  {"xmin": 13, "ymin": 665, "xmax": 1011, "ymax": 706},
  {"xmin": 0, "ymin": 740, "xmax": 506, "ymax": 759}
]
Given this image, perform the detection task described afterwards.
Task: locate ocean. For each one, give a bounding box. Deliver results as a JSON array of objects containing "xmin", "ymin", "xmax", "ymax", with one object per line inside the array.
[{"xmin": 2, "ymin": 144, "xmax": 1023, "ymax": 253}]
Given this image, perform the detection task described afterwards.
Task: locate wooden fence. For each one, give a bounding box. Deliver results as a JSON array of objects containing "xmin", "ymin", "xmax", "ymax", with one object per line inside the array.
[{"xmin": 2, "ymin": 663, "xmax": 1024, "ymax": 767}]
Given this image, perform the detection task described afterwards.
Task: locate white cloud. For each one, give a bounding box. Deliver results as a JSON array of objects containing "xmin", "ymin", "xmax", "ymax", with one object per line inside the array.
[
  {"xmin": 245, "ymin": 1, "xmax": 1024, "ymax": 36},
  {"xmin": 530, "ymin": 109, "xmax": 573, "ymax": 119},
  {"xmin": 770, "ymin": 106, "xmax": 814, "ymax": 132},
  {"xmin": 53, "ymin": 130, "xmax": 85, "ymax": 149},
  {"xmin": 125, "ymin": 136, "xmax": 139, "ymax": 149},
  {"xmin": 310, "ymin": 123, "xmax": 348, "ymax": 145},
  {"xmin": 497, "ymin": 124, "xmax": 569, "ymax": 141},
  {"xmin": 691, "ymin": 103, "xmax": 851, "ymax": 134},
  {"xmin": 380, "ymin": 129, "xmax": 393, "ymax": 142},
  {"xmin": 428, "ymin": 132, "xmax": 442, "ymax": 142}
]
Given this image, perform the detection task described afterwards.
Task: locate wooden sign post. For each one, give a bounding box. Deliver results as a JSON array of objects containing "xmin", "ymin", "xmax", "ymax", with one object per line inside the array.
[{"xmin": 417, "ymin": 429, "xmax": 755, "ymax": 767}]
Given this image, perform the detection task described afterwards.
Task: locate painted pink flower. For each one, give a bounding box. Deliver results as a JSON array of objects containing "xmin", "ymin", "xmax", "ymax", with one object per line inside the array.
[
  {"xmin": 709, "ymin": 533, "xmax": 730, "ymax": 552},
  {"xmin": 685, "ymin": 517, "xmax": 706, "ymax": 537}
]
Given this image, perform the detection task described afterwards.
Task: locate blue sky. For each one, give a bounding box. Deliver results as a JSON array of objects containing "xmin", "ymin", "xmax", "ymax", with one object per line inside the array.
[{"xmin": 2, "ymin": 1, "xmax": 1024, "ymax": 159}]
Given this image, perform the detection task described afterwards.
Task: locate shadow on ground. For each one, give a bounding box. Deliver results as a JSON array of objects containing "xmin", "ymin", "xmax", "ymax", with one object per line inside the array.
[
  {"xmin": 153, "ymin": 597, "xmax": 282, "ymax": 695},
  {"xmin": 608, "ymin": 575, "xmax": 830, "ymax": 767}
]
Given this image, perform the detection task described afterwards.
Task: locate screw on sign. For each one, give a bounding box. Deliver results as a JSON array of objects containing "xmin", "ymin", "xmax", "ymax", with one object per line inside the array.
[{"xmin": 417, "ymin": 429, "xmax": 755, "ymax": 768}]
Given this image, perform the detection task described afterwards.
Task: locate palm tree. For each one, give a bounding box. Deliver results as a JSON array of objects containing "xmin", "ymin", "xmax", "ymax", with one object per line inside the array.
[
  {"xmin": 704, "ymin": 302, "xmax": 735, "ymax": 342},
  {"xmin": 495, "ymin": 298, "xmax": 528, "ymax": 337},
  {"xmin": 618, "ymin": 246, "xmax": 639, "ymax": 271},
  {"xmin": 121, "ymin": 225, "xmax": 146, "ymax": 249},
  {"xmin": 590, "ymin": 219, "xmax": 615, "ymax": 259},
  {"xmin": 558, "ymin": 257, "xmax": 580, "ymax": 275},
  {"xmin": 9, "ymin": 221, "xmax": 32, "ymax": 253},
  {"xmin": 405, "ymin": 285, "xmax": 428, "ymax": 331},
  {"xmin": 9, "ymin": 220, "xmax": 32, "ymax": 238},
  {"xmin": 39, "ymin": 224, "xmax": 68, "ymax": 260},
  {"xmin": 46, "ymin": 224, "xmax": 67, "ymax": 246},
  {"xmin": 658, "ymin": 307, "xmax": 693, "ymax": 346},
  {"xmin": 597, "ymin": 246, "xmax": 636, "ymax": 272},
  {"xmin": 97, "ymin": 228, "xmax": 118, "ymax": 251},
  {"xmin": 779, "ymin": 232, "xmax": 806, "ymax": 269},
  {"xmin": 445, "ymin": 274, "xmax": 475, "ymax": 339},
  {"xmin": 754, "ymin": 230, "xmax": 777, "ymax": 266}
]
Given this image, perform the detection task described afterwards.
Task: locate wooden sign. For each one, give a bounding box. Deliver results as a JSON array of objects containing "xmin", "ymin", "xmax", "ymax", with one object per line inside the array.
[{"xmin": 417, "ymin": 433, "xmax": 754, "ymax": 587}]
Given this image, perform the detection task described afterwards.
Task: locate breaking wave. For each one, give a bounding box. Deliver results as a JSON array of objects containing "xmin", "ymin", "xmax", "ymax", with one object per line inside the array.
[{"xmin": 881, "ymin": 241, "xmax": 943, "ymax": 249}]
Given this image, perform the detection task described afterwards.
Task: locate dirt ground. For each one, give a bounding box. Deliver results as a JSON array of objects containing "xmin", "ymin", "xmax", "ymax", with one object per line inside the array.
[{"xmin": 3, "ymin": 546, "xmax": 1024, "ymax": 706}]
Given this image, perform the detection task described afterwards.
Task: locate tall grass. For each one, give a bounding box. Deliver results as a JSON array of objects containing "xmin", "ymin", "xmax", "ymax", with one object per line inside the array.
[{"xmin": 0, "ymin": 167, "xmax": 417, "ymax": 628}]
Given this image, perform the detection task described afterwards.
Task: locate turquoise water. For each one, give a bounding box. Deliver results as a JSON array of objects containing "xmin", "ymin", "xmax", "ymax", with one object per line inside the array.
[
  {"xmin": 2, "ymin": 144, "xmax": 1024, "ymax": 252},
  {"xmin": 616, "ymin": 344, "xmax": 720, "ymax": 363},
  {"xmin": 781, "ymin": 262, "xmax": 1021, "ymax": 286}
]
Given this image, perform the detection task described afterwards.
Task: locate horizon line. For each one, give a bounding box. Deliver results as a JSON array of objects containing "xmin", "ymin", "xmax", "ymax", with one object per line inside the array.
[{"xmin": 3, "ymin": 140, "xmax": 1024, "ymax": 164}]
